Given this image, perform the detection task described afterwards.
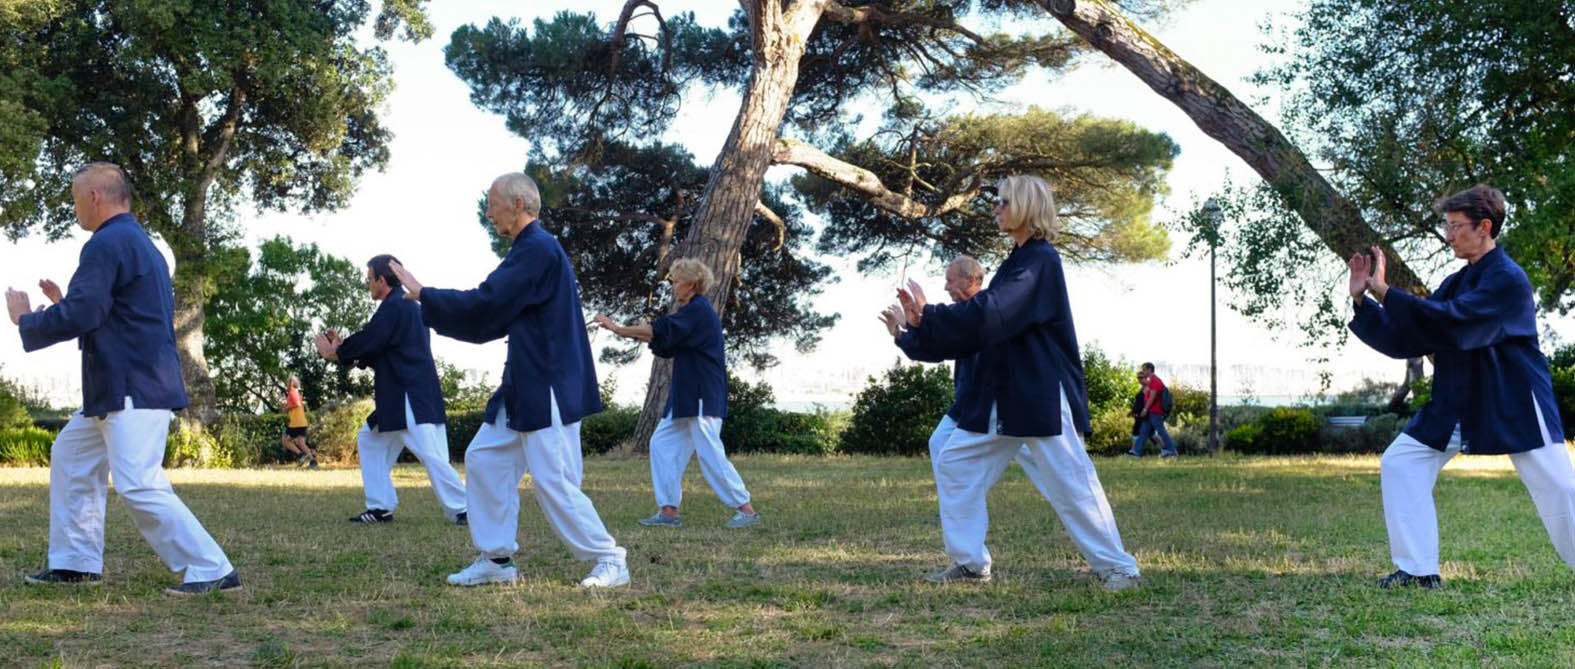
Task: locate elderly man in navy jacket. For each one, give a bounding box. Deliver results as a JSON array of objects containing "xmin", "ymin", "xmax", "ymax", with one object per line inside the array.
[
  {"xmin": 315, "ymin": 255, "xmax": 467, "ymax": 526},
  {"xmin": 881, "ymin": 256, "xmax": 1061, "ymax": 505},
  {"xmin": 1350, "ymin": 184, "xmax": 1575, "ymax": 589},
  {"xmin": 6, "ymin": 163, "xmax": 238, "ymax": 595},
  {"xmin": 387, "ymin": 172, "xmax": 628, "ymax": 589}
]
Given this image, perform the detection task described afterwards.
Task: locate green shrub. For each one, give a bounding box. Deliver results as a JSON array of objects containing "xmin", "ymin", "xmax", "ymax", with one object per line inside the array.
[
  {"xmin": 444, "ymin": 410, "xmax": 488, "ymax": 460},
  {"xmin": 1083, "ymin": 344, "xmax": 1136, "ymax": 415},
  {"xmin": 1552, "ymin": 366, "xmax": 1575, "ymax": 439},
  {"xmin": 582, "ymin": 406, "xmax": 639, "ymax": 455},
  {"xmin": 0, "ymin": 392, "xmax": 30, "ymax": 430},
  {"xmin": 1225, "ymin": 423, "xmax": 1260, "ymax": 452},
  {"xmin": 1086, "ymin": 406, "xmax": 1138, "ymax": 456},
  {"xmin": 1408, "ymin": 375, "xmax": 1432, "ymax": 413},
  {"xmin": 1231, "ymin": 407, "xmax": 1322, "ymax": 455},
  {"xmin": 839, "ymin": 363, "xmax": 954, "ymax": 456},
  {"xmin": 308, "ymin": 399, "xmax": 375, "ymax": 464},
  {"xmin": 1315, "ymin": 413, "xmax": 1405, "ymax": 454},
  {"xmin": 0, "ymin": 427, "xmax": 53, "ymax": 466},
  {"xmin": 724, "ymin": 407, "xmax": 835, "ymax": 455}
]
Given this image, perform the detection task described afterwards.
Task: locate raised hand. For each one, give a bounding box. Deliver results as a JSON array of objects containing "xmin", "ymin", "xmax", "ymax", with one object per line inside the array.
[
  {"xmin": 387, "ymin": 261, "xmax": 422, "ymax": 300},
  {"xmin": 878, "ymin": 304, "xmax": 904, "ymax": 338},
  {"xmin": 592, "ymin": 314, "xmax": 619, "ymax": 331},
  {"xmin": 39, "ymin": 279, "xmax": 62, "ymax": 304},
  {"xmin": 313, "ymin": 331, "xmax": 337, "ymax": 360},
  {"xmin": 6, "ymin": 288, "xmax": 32, "ymax": 326},
  {"xmin": 1367, "ymin": 245, "xmax": 1390, "ymax": 301},
  {"xmin": 1347, "ymin": 252, "xmax": 1370, "ymax": 302}
]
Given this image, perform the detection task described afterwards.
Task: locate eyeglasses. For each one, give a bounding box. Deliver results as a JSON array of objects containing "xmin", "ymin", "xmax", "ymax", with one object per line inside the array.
[
  {"xmin": 994, "ymin": 198, "xmax": 1010, "ymax": 209},
  {"xmin": 1442, "ymin": 219, "xmax": 1489, "ymax": 235}
]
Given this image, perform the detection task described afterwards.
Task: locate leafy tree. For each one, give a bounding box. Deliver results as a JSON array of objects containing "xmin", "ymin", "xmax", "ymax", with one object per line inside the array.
[
  {"xmin": 1255, "ymin": 0, "xmax": 1575, "ymax": 312},
  {"xmin": 444, "ymin": 0, "xmax": 1185, "ymax": 447},
  {"xmin": 482, "ymin": 142, "xmax": 839, "ymax": 369},
  {"xmin": 204, "ymin": 237, "xmax": 373, "ymax": 412},
  {"xmin": 0, "ymin": 0, "xmax": 430, "ymax": 417}
]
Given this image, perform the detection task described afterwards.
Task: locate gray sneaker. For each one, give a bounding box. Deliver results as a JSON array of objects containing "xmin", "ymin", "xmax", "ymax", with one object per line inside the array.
[
  {"xmin": 725, "ymin": 511, "xmax": 760, "ymax": 528},
  {"xmin": 1100, "ymin": 571, "xmax": 1140, "ymax": 592},
  {"xmin": 925, "ymin": 563, "xmax": 992, "ymax": 584},
  {"xmin": 638, "ymin": 512, "xmax": 681, "ymax": 527}
]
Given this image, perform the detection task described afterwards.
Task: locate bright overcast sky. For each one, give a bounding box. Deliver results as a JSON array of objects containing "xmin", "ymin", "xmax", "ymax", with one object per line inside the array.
[{"xmin": 5, "ymin": 0, "xmax": 1572, "ymax": 408}]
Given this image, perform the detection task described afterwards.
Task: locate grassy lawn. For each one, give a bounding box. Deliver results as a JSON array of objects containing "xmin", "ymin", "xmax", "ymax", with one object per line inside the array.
[{"xmin": 3, "ymin": 451, "xmax": 1575, "ymax": 667}]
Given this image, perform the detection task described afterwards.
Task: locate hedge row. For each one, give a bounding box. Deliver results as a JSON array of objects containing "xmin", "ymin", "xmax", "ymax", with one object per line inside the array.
[{"xmin": 0, "ymin": 401, "xmax": 842, "ymax": 467}]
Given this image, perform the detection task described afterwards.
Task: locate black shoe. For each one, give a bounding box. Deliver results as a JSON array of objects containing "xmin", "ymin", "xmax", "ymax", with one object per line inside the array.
[
  {"xmin": 349, "ymin": 509, "xmax": 394, "ymax": 524},
  {"xmin": 24, "ymin": 568, "xmax": 102, "ymax": 586},
  {"xmin": 165, "ymin": 570, "xmax": 242, "ymax": 596},
  {"xmin": 453, "ymin": 512, "xmax": 468, "ymax": 526},
  {"xmin": 1378, "ymin": 569, "xmax": 1441, "ymax": 589},
  {"xmin": 308, "ymin": 459, "xmax": 318, "ymax": 469}
]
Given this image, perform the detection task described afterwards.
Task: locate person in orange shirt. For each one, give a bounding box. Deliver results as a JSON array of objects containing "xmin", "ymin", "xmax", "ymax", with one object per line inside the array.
[{"xmin": 281, "ymin": 375, "xmax": 318, "ymax": 468}]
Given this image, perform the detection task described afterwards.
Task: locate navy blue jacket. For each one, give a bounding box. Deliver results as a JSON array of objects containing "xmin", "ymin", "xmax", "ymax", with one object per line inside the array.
[
  {"xmin": 19, "ymin": 213, "xmax": 186, "ymax": 416},
  {"xmin": 419, "ymin": 220, "xmax": 602, "ymax": 432},
  {"xmin": 1350, "ymin": 246, "xmax": 1564, "ymax": 455},
  {"xmin": 650, "ymin": 294, "xmax": 727, "ymax": 419},
  {"xmin": 334, "ymin": 286, "xmax": 446, "ymax": 430},
  {"xmin": 911, "ymin": 239, "xmax": 1091, "ymax": 437},
  {"xmin": 895, "ymin": 328, "xmax": 973, "ymax": 422}
]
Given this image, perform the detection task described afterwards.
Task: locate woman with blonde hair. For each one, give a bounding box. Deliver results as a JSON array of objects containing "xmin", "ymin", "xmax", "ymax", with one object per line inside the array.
[
  {"xmin": 280, "ymin": 374, "xmax": 317, "ymax": 468},
  {"xmin": 596, "ymin": 257, "xmax": 760, "ymax": 529},
  {"xmin": 896, "ymin": 174, "xmax": 1140, "ymax": 590}
]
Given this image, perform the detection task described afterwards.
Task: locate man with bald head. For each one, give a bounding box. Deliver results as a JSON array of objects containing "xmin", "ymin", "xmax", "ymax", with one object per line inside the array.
[
  {"xmin": 880, "ymin": 256, "xmax": 1061, "ymax": 509},
  {"xmin": 388, "ymin": 172, "xmax": 629, "ymax": 589},
  {"xmin": 6, "ymin": 163, "xmax": 239, "ymax": 595}
]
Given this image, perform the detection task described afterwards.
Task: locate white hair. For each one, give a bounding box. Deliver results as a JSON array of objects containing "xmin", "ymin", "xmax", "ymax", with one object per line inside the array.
[
  {"xmin": 996, "ymin": 174, "xmax": 1058, "ymax": 240},
  {"xmin": 491, "ymin": 172, "xmax": 541, "ymax": 216},
  {"xmin": 947, "ymin": 255, "xmax": 985, "ymax": 281}
]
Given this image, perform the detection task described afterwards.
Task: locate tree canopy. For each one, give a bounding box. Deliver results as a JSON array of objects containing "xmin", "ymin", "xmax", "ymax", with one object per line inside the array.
[{"xmin": 0, "ymin": 0, "xmax": 430, "ymax": 414}]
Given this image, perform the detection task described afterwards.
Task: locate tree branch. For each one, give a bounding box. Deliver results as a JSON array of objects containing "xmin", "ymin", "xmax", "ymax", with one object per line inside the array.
[{"xmin": 772, "ymin": 138, "xmax": 978, "ymax": 219}]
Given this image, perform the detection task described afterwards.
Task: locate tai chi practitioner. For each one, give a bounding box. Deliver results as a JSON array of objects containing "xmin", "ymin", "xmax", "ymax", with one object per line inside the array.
[
  {"xmin": 895, "ymin": 175, "xmax": 1140, "ymax": 590},
  {"xmin": 594, "ymin": 258, "xmax": 760, "ymax": 529},
  {"xmin": 7, "ymin": 162, "xmax": 239, "ymax": 595},
  {"xmin": 879, "ymin": 256, "xmax": 1060, "ymax": 503},
  {"xmin": 1348, "ymin": 184, "xmax": 1575, "ymax": 589},
  {"xmin": 315, "ymin": 254, "xmax": 467, "ymax": 526},
  {"xmin": 387, "ymin": 172, "xmax": 628, "ymax": 589}
]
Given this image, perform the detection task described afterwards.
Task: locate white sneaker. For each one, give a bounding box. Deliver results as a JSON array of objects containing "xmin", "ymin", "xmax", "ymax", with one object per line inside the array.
[
  {"xmin": 578, "ymin": 559, "xmax": 630, "ymax": 589},
  {"xmin": 446, "ymin": 556, "xmax": 518, "ymax": 586},
  {"xmin": 1100, "ymin": 571, "xmax": 1140, "ymax": 592}
]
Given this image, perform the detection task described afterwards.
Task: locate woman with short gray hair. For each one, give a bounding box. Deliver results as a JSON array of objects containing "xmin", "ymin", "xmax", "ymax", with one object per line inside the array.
[{"xmin": 596, "ymin": 257, "xmax": 760, "ymax": 529}]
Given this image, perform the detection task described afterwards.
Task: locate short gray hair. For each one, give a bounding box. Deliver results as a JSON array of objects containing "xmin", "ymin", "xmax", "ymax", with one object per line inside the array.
[
  {"xmin": 667, "ymin": 257, "xmax": 716, "ymax": 294},
  {"xmin": 492, "ymin": 172, "xmax": 541, "ymax": 216},
  {"xmin": 74, "ymin": 162, "xmax": 133, "ymax": 204},
  {"xmin": 947, "ymin": 255, "xmax": 984, "ymax": 281}
]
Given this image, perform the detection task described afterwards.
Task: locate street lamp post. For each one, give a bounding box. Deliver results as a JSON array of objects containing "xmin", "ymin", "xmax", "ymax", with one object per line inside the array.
[{"xmin": 1202, "ymin": 198, "xmax": 1223, "ymax": 456}]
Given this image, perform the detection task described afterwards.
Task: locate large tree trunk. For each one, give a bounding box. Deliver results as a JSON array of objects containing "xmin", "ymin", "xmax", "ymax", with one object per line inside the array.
[
  {"xmin": 172, "ymin": 264, "xmax": 219, "ymax": 422},
  {"xmin": 630, "ymin": 0, "xmax": 828, "ymax": 451},
  {"xmin": 1040, "ymin": 0, "xmax": 1426, "ymax": 296},
  {"xmin": 1040, "ymin": 0, "xmax": 1427, "ymax": 392}
]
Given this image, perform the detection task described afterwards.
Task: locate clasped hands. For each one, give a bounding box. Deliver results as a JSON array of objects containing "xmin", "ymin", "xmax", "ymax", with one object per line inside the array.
[
  {"xmin": 877, "ymin": 279, "xmax": 928, "ymax": 338},
  {"xmin": 1347, "ymin": 245, "xmax": 1391, "ymax": 305},
  {"xmin": 313, "ymin": 328, "xmax": 343, "ymax": 361}
]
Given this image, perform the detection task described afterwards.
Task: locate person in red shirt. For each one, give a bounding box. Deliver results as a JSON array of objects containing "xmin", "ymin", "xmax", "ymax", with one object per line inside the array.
[{"xmin": 1126, "ymin": 362, "xmax": 1177, "ymax": 457}]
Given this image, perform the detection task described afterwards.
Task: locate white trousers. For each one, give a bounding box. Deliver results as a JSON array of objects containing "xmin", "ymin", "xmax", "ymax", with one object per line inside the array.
[
  {"xmin": 356, "ymin": 395, "xmax": 466, "ymax": 520},
  {"xmin": 464, "ymin": 393, "xmax": 624, "ymax": 564},
  {"xmin": 1382, "ymin": 399, "xmax": 1575, "ymax": 575},
  {"xmin": 649, "ymin": 402, "xmax": 751, "ymax": 510},
  {"xmin": 934, "ymin": 387, "xmax": 1139, "ymax": 575},
  {"xmin": 928, "ymin": 414, "xmax": 1057, "ymax": 502},
  {"xmin": 48, "ymin": 398, "xmax": 233, "ymax": 582}
]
